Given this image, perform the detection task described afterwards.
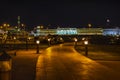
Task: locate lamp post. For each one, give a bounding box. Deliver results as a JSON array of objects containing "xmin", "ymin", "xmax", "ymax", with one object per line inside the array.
[
  {"xmin": 13, "ymin": 36, "xmax": 16, "ymax": 42},
  {"xmin": 88, "ymin": 23, "xmax": 92, "ymax": 28},
  {"xmin": 48, "ymin": 38, "xmax": 51, "ymax": 46},
  {"xmin": 74, "ymin": 38, "xmax": 77, "ymax": 47},
  {"xmin": 13, "ymin": 36, "xmax": 16, "ymax": 49},
  {"xmin": 84, "ymin": 40, "xmax": 88, "ymax": 56},
  {"xmin": 28, "ymin": 37, "xmax": 31, "ymax": 40},
  {"xmin": 36, "ymin": 40, "xmax": 40, "ymax": 54}
]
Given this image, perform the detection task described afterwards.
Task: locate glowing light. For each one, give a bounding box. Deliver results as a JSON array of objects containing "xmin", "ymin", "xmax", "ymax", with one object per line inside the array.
[
  {"xmin": 82, "ymin": 38, "xmax": 85, "ymax": 40},
  {"xmin": 13, "ymin": 37, "xmax": 16, "ymax": 40},
  {"xmin": 36, "ymin": 40, "xmax": 40, "ymax": 44},
  {"xmin": 48, "ymin": 38, "xmax": 51, "ymax": 42},
  {"xmin": 107, "ymin": 19, "xmax": 110, "ymax": 22},
  {"xmin": 88, "ymin": 24, "xmax": 92, "ymax": 28},
  {"xmin": 28, "ymin": 37, "xmax": 31, "ymax": 40},
  {"xmin": 84, "ymin": 41, "xmax": 88, "ymax": 45},
  {"xmin": 21, "ymin": 24, "xmax": 25, "ymax": 26},
  {"xmin": 40, "ymin": 26, "xmax": 44, "ymax": 28},
  {"xmin": 74, "ymin": 38, "xmax": 77, "ymax": 42}
]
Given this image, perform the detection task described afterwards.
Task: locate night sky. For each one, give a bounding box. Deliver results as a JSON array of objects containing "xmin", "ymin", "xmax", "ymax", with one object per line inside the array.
[{"xmin": 0, "ymin": 0, "xmax": 120, "ymax": 29}]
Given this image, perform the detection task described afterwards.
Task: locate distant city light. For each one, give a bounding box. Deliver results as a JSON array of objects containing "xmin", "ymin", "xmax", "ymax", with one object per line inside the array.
[
  {"xmin": 107, "ymin": 19, "xmax": 110, "ymax": 23},
  {"xmin": 88, "ymin": 24, "xmax": 92, "ymax": 28}
]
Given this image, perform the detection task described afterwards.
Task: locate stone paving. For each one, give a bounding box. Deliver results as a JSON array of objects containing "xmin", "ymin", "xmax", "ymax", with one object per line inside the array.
[
  {"xmin": 35, "ymin": 45, "xmax": 120, "ymax": 80},
  {"xmin": 0, "ymin": 49, "xmax": 40, "ymax": 80},
  {"xmin": 1, "ymin": 43, "xmax": 120, "ymax": 80}
]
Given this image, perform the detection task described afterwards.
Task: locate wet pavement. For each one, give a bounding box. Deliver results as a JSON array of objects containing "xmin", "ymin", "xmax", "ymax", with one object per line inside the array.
[
  {"xmin": 36, "ymin": 43, "xmax": 120, "ymax": 80},
  {"xmin": 0, "ymin": 49, "xmax": 39, "ymax": 80},
  {"xmin": 1, "ymin": 43, "xmax": 120, "ymax": 80}
]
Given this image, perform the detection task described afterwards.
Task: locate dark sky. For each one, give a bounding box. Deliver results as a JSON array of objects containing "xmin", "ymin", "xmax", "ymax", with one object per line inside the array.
[{"xmin": 0, "ymin": 0, "xmax": 120, "ymax": 29}]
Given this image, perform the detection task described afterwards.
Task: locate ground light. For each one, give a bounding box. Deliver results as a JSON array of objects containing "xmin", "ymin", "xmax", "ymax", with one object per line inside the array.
[
  {"xmin": 48, "ymin": 38, "xmax": 51, "ymax": 46},
  {"xmin": 36, "ymin": 40, "xmax": 40, "ymax": 54},
  {"xmin": 74, "ymin": 38, "xmax": 78, "ymax": 47},
  {"xmin": 84, "ymin": 40, "xmax": 88, "ymax": 56}
]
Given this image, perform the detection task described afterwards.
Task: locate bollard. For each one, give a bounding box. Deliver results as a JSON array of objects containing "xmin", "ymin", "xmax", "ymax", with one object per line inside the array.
[
  {"xmin": 84, "ymin": 40, "xmax": 89, "ymax": 56},
  {"xmin": 48, "ymin": 38, "xmax": 51, "ymax": 46},
  {"xmin": 36, "ymin": 40, "xmax": 40, "ymax": 54},
  {"xmin": 85, "ymin": 45, "xmax": 88, "ymax": 56},
  {"xmin": 74, "ymin": 38, "xmax": 77, "ymax": 48}
]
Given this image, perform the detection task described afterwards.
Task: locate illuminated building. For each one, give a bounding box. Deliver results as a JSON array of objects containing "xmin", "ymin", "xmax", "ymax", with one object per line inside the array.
[
  {"xmin": 57, "ymin": 28, "xmax": 77, "ymax": 35},
  {"xmin": 103, "ymin": 28, "xmax": 120, "ymax": 36},
  {"xmin": 31, "ymin": 27, "xmax": 120, "ymax": 36},
  {"xmin": 31, "ymin": 27, "xmax": 100, "ymax": 36}
]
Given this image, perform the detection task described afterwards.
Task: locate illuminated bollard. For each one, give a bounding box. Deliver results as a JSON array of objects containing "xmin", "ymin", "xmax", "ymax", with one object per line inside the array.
[
  {"xmin": 74, "ymin": 38, "xmax": 78, "ymax": 47},
  {"xmin": 36, "ymin": 40, "xmax": 40, "ymax": 54},
  {"xmin": 48, "ymin": 38, "xmax": 51, "ymax": 46},
  {"xmin": 13, "ymin": 36, "xmax": 16, "ymax": 49},
  {"xmin": 84, "ymin": 40, "xmax": 88, "ymax": 56}
]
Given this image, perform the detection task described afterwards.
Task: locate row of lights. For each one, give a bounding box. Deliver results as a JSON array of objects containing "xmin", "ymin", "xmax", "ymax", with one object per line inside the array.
[
  {"xmin": 74, "ymin": 38, "xmax": 89, "ymax": 56},
  {"xmin": 74, "ymin": 38, "xmax": 88, "ymax": 45},
  {"xmin": 13, "ymin": 36, "xmax": 40, "ymax": 53}
]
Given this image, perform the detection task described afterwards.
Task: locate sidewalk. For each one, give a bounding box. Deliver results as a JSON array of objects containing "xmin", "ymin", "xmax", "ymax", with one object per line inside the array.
[
  {"xmin": 1, "ymin": 43, "xmax": 120, "ymax": 80},
  {"xmin": 0, "ymin": 44, "xmax": 48, "ymax": 80},
  {"xmin": 10, "ymin": 49, "xmax": 39, "ymax": 80},
  {"xmin": 0, "ymin": 49, "xmax": 39, "ymax": 80},
  {"xmin": 35, "ymin": 44, "xmax": 120, "ymax": 80}
]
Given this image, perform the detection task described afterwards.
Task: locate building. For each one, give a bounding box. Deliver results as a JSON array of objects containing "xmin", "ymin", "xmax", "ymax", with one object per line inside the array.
[
  {"xmin": 103, "ymin": 28, "xmax": 120, "ymax": 36},
  {"xmin": 31, "ymin": 28, "xmax": 103, "ymax": 36},
  {"xmin": 31, "ymin": 27, "xmax": 120, "ymax": 36}
]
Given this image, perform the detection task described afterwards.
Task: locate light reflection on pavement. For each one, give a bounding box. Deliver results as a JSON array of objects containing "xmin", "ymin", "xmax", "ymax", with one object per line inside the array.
[{"xmin": 36, "ymin": 43, "xmax": 120, "ymax": 80}]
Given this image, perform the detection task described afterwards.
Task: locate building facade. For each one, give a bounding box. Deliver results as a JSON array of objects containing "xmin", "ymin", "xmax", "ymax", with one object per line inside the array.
[{"xmin": 32, "ymin": 27, "xmax": 120, "ymax": 36}]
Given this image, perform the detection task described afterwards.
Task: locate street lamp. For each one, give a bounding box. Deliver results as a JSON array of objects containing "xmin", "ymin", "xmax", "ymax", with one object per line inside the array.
[
  {"xmin": 3, "ymin": 23, "xmax": 10, "ymax": 31},
  {"xmin": 28, "ymin": 37, "xmax": 31, "ymax": 40},
  {"xmin": 36, "ymin": 40, "xmax": 40, "ymax": 54},
  {"xmin": 13, "ymin": 36, "xmax": 16, "ymax": 49},
  {"xmin": 74, "ymin": 38, "xmax": 77, "ymax": 47},
  {"xmin": 88, "ymin": 23, "xmax": 92, "ymax": 28},
  {"xmin": 13, "ymin": 36, "xmax": 16, "ymax": 43},
  {"xmin": 84, "ymin": 40, "xmax": 88, "ymax": 56},
  {"xmin": 48, "ymin": 38, "xmax": 51, "ymax": 46},
  {"xmin": 21, "ymin": 23, "xmax": 26, "ymax": 30}
]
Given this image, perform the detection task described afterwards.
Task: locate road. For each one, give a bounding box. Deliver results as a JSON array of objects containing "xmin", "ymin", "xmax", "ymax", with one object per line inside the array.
[{"xmin": 35, "ymin": 43, "xmax": 120, "ymax": 80}]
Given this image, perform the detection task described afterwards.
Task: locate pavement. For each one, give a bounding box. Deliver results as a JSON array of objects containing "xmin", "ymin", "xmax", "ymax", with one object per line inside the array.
[
  {"xmin": 0, "ymin": 44, "xmax": 48, "ymax": 80},
  {"xmin": 0, "ymin": 49, "xmax": 39, "ymax": 80},
  {"xmin": 35, "ymin": 43, "xmax": 120, "ymax": 80},
  {"xmin": 1, "ymin": 43, "xmax": 120, "ymax": 80}
]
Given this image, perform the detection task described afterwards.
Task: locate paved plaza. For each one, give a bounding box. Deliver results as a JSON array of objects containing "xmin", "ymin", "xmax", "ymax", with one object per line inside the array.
[
  {"xmin": 0, "ymin": 43, "xmax": 120, "ymax": 80},
  {"xmin": 35, "ymin": 44, "xmax": 120, "ymax": 80}
]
